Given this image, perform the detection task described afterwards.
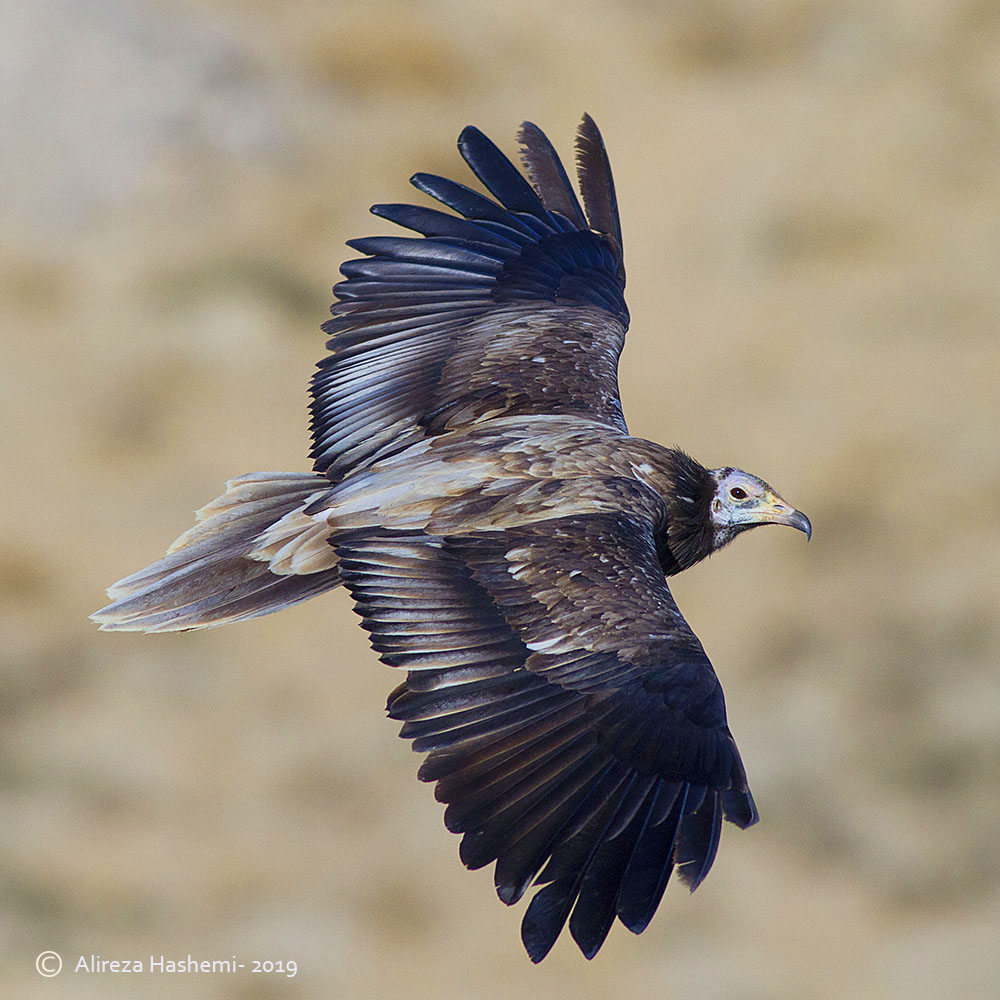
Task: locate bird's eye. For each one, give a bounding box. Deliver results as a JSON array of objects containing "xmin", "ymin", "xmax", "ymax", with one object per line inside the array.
[{"xmin": 729, "ymin": 487, "xmax": 748, "ymax": 500}]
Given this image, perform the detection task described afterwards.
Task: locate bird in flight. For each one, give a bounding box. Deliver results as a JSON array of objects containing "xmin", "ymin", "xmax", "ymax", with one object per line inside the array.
[{"xmin": 94, "ymin": 115, "xmax": 811, "ymax": 962}]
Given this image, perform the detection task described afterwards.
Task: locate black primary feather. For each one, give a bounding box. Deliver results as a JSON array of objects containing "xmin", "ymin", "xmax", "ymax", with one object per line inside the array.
[
  {"xmin": 518, "ymin": 121, "xmax": 588, "ymax": 229},
  {"xmin": 575, "ymin": 113, "xmax": 624, "ymax": 277}
]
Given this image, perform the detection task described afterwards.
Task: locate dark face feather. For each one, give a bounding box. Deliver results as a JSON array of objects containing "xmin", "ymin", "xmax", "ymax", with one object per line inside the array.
[{"xmin": 660, "ymin": 450, "xmax": 716, "ymax": 574}]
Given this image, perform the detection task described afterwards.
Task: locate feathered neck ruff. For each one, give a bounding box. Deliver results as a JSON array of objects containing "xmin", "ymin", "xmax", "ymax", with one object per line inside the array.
[{"xmin": 662, "ymin": 450, "xmax": 716, "ymax": 574}]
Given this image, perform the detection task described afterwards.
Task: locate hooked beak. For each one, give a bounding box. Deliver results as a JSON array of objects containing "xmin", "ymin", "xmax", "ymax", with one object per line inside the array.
[{"xmin": 751, "ymin": 493, "xmax": 812, "ymax": 540}]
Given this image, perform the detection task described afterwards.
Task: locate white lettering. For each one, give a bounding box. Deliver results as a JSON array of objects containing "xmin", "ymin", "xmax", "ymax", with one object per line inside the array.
[{"xmin": 75, "ymin": 955, "xmax": 141, "ymax": 972}]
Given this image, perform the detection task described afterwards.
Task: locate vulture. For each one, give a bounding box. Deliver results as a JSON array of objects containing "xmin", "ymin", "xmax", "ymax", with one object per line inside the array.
[{"xmin": 93, "ymin": 116, "xmax": 811, "ymax": 962}]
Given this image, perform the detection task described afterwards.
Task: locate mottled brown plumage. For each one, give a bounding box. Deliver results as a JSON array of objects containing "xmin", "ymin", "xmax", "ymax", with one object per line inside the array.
[{"xmin": 93, "ymin": 117, "xmax": 810, "ymax": 961}]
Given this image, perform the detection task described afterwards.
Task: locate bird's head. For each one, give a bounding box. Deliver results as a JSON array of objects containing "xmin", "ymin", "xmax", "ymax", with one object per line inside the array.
[{"xmin": 708, "ymin": 468, "xmax": 811, "ymax": 551}]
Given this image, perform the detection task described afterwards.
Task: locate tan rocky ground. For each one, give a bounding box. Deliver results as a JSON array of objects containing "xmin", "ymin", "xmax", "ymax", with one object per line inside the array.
[{"xmin": 2, "ymin": 2, "xmax": 999, "ymax": 997}]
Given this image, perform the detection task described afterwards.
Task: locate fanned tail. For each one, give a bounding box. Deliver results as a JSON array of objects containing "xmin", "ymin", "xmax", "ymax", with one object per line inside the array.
[{"xmin": 92, "ymin": 472, "xmax": 340, "ymax": 632}]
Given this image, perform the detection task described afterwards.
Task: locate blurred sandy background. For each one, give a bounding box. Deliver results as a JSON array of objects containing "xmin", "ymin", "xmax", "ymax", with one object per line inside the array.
[{"xmin": 2, "ymin": 1, "xmax": 998, "ymax": 997}]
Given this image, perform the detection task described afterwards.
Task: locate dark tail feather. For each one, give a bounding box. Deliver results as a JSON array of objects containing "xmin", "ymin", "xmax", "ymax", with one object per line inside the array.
[{"xmin": 92, "ymin": 472, "xmax": 340, "ymax": 632}]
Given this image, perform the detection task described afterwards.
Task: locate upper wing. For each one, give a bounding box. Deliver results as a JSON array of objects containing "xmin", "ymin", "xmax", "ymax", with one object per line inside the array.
[
  {"xmin": 335, "ymin": 505, "xmax": 757, "ymax": 962},
  {"xmin": 310, "ymin": 115, "xmax": 630, "ymax": 481}
]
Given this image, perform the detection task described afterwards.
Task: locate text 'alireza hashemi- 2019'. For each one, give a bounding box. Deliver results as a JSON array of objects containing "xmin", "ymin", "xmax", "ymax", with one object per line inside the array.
[{"xmin": 94, "ymin": 115, "xmax": 811, "ymax": 962}]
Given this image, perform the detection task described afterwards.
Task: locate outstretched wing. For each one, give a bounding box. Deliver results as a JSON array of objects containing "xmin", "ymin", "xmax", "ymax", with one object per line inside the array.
[
  {"xmin": 335, "ymin": 503, "xmax": 757, "ymax": 962},
  {"xmin": 310, "ymin": 115, "xmax": 629, "ymax": 481}
]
